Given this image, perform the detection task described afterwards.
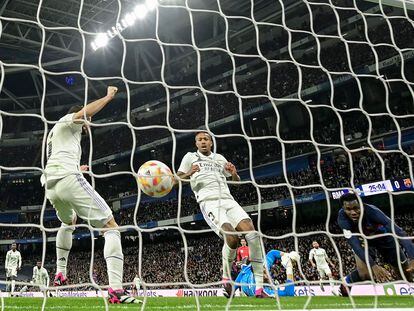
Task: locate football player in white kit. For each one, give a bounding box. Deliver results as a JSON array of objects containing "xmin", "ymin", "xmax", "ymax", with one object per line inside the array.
[
  {"xmin": 308, "ymin": 241, "xmax": 336, "ymax": 294},
  {"xmin": 41, "ymin": 86, "xmax": 138, "ymax": 304},
  {"xmin": 5, "ymin": 243, "xmax": 22, "ymax": 297},
  {"xmin": 132, "ymin": 274, "xmax": 141, "ymax": 297},
  {"xmin": 32, "ymin": 261, "xmax": 50, "ymax": 296},
  {"xmin": 177, "ymin": 132, "xmax": 266, "ymax": 298}
]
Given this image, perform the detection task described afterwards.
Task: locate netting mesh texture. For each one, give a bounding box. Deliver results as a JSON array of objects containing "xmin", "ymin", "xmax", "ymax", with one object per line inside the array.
[{"xmin": 0, "ymin": 0, "xmax": 414, "ymax": 309}]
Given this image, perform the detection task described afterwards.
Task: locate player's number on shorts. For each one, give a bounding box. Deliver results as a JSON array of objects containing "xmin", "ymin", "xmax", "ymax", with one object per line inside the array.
[{"xmin": 208, "ymin": 212, "xmax": 215, "ymax": 222}]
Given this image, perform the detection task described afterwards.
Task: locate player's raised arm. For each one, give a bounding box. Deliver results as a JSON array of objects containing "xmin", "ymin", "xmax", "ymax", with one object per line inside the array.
[{"xmin": 73, "ymin": 86, "xmax": 118, "ymax": 121}]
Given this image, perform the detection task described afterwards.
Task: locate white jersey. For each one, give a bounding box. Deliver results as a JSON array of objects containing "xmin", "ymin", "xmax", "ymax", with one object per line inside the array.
[
  {"xmin": 5, "ymin": 250, "xmax": 22, "ymax": 270},
  {"xmin": 133, "ymin": 277, "xmax": 141, "ymax": 289},
  {"xmin": 41, "ymin": 113, "xmax": 83, "ymax": 186},
  {"xmin": 178, "ymin": 151, "xmax": 233, "ymax": 203},
  {"xmin": 309, "ymin": 247, "xmax": 329, "ymax": 268},
  {"xmin": 32, "ymin": 266, "xmax": 49, "ymax": 286}
]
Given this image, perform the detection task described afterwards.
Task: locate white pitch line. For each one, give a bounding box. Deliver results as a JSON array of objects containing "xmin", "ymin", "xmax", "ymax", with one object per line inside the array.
[{"xmin": 2, "ymin": 305, "xmax": 414, "ymax": 311}]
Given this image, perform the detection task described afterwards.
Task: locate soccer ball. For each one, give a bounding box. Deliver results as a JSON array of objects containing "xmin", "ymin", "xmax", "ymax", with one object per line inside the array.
[{"xmin": 137, "ymin": 160, "xmax": 174, "ymax": 197}]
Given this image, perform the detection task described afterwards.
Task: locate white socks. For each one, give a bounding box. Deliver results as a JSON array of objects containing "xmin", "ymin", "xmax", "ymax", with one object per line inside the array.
[
  {"xmin": 104, "ymin": 230, "xmax": 124, "ymax": 290},
  {"xmin": 56, "ymin": 224, "xmax": 74, "ymax": 277},
  {"xmin": 329, "ymin": 276, "xmax": 335, "ymax": 288},
  {"xmin": 222, "ymin": 243, "xmax": 237, "ymax": 280},
  {"xmin": 11, "ymin": 279, "xmax": 15, "ymax": 295},
  {"xmin": 245, "ymin": 231, "xmax": 264, "ymax": 289}
]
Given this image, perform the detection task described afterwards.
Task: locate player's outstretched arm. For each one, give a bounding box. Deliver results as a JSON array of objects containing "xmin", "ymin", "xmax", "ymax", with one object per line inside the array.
[{"xmin": 74, "ymin": 86, "xmax": 118, "ymax": 120}]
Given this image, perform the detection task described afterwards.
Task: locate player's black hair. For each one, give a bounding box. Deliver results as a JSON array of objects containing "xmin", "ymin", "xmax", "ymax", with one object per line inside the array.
[
  {"xmin": 67, "ymin": 105, "xmax": 83, "ymax": 114},
  {"xmin": 339, "ymin": 192, "xmax": 358, "ymax": 207},
  {"xmin": 195, "ymin": 131, "xmax": 212, "ymax": 140}
]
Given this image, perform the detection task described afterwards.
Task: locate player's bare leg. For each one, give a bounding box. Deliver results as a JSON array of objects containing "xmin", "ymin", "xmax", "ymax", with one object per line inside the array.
[
  {"xmin": 221, "ymin": 223, "xmax": 238, "ymax": 298},
  {"xmin": 236, "ymin": 219, "xmax": 266, "ymax": 298},
  {"xmin": 104, "ymin": 217, "xmax": 141, "ymax": 304}
]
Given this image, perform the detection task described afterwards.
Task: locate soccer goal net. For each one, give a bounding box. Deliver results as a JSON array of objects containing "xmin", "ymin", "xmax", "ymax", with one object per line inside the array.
[{"xmin": 0, "ymin": 0, "xmax": 413, "ymax": 310}]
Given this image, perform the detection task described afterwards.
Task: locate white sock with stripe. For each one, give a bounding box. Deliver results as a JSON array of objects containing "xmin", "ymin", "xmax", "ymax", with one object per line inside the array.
[
  {"xmin": 245, "ymin": 231, "xmax": 264, "ymax": 290},
  {"xmin": 104, "ymin": 230, "xmax": 124, "ymax": 290},
  {"xmin": 56, "ymin": 224, "xmax": 74, "ymax": 277},
  {"xmin": 222, "ymin": 243, "xmax": 237, "ymax": 280}
]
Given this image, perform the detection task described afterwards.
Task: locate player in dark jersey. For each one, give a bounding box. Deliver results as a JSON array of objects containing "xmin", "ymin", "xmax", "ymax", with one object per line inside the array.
[{"xmin": 337, "ymin": 193, "xmax": 414, "ymax": 296}]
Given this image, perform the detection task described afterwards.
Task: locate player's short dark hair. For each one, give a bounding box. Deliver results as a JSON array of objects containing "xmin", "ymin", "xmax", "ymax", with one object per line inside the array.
[
  {"xmin": 195, "ymin": 131, "xmax": 212, "ymax": 140},
  {"xmin": 339, "ymin": 192, "xmax": 358, "ymax": 207},
  {"xmin": 67, "ymin": 105, "xmax": 83, "ymax": 114}
]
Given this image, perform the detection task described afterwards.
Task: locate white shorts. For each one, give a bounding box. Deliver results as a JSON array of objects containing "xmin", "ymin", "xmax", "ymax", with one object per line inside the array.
[
  {"xmin": 45, "ymin": 174, "xmax": 113, "ymax": 228},
  {"xmin": 200, "ymin": 198, "xmax": 250, "ymax": 236},
  {"xmin": 6, "ymin": 268, "xmax": 17, "ymax": 278},
  {"xmin": 317, "ymin": 266, "xmax": 332, "ymax": 278},
  {"xmin": 281, "ymin": 253, "xmax": 294, "ymax": 276},
  {"xmin": 281, "ymin": 253, "xmax": 291, "ymax": 269}
]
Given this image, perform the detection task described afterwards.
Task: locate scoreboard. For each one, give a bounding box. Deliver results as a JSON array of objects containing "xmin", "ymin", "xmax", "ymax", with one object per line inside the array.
[{"xmin": 331, "ymin": 178, "xmax": 413, "ymax": 199}]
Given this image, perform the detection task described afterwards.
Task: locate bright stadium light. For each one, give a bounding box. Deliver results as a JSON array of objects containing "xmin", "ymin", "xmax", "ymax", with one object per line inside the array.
[
  {"xmin": 123, "ymin": 12, "xmax": 137, "ymax": 27},
  {"xmin": 134, "ymin": 4, "xmax": 148, "ymax": 19},
  {"xmin": 145, "ymin": 0, "xmax": 158, "ymax": 10},
  {"xmin": 92, "ymin": 1, "xmax": 156, "ymax": 51},
  {"xmin": 91, "ymin": 33, "xmax": 109, "ymax": 51}
]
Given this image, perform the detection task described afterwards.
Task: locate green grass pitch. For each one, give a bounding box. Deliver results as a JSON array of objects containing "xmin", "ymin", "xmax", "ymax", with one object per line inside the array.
[{"xmin": 2, "ymin": 296, "xmax": 414, "ymax": 311}]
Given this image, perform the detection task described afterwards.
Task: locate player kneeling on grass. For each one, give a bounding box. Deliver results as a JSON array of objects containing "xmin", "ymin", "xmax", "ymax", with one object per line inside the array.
[
  {"xmin": 41, "ymin": 86, "xmax": 140, "ymax": 304},
  {"xmin": 234, "ymin": 249, "xmax": 299, "ymax": 297},
  {"xmin": 338, "ymin": 192, "xmax": 414, "ymax": 296}
]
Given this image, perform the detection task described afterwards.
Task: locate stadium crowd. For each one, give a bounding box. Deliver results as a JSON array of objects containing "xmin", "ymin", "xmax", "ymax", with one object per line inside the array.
[
  {"xmin": 1, "ymin": 141, "xmax": 413, "ymax": 241},
  {"xmin": 12, "ymin": 211, "xmax": 413, "ymax": 289}
]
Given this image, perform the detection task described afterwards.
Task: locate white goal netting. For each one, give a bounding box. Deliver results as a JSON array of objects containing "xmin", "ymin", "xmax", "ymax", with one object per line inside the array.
[{"xmin": 0, "ymin": 0, "xmax": 414, "ymax": 310}]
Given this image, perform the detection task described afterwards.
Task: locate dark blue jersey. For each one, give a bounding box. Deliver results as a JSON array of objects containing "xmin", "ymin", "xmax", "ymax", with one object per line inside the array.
[{"xmin": 338, "ymin": 203, "xmax": 414, "ymax": 266}]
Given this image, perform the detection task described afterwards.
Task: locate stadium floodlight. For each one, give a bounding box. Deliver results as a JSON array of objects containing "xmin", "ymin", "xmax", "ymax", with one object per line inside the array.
[
  {"xmin": 123, "ymin": 12, "xmax": 137, "ymax": 27},
  {"xmin": 134, "ymin": 4, "xmax": 148, "ymax": 19},
  {"xmin": 91, "ymin": 33, "xmax": 109, "ymax": 51},
  {"xmin": 145, "ymin": 0, "xmax": 158, "ymax": 11},
  {"xmin": 91, "ymin": 1, "xmax": 156, "ymax": 50}
]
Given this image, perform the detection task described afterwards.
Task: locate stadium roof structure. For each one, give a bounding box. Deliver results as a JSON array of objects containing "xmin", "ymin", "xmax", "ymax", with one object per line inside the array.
[{"xmin": 0, "ymin": 0, "xmax": 302, "ymax": 112}]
